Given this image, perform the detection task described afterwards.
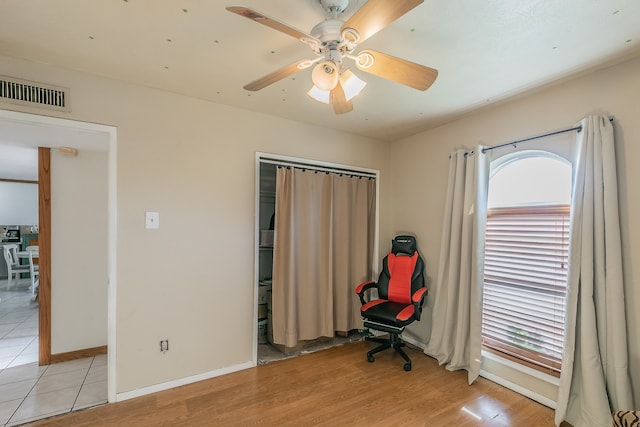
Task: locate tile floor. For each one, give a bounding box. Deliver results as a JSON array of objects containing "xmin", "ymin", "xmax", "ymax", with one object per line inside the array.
[
  {"xmin": 0, "ymin": 279, "xmax": 107, "ymax": 426},
  {"xmin": 0, "ymin": 355, "xmax": 107, "ymax": 426},
  {"xmin": 0, "ymin": 285, "xmax": 39, "ymax": 370}
]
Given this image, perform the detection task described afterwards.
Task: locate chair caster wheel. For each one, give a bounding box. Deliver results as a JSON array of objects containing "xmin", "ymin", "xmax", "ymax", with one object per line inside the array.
[
  {"xmin": 367, "ymin": 355, "xmax": 375, "ymax": 363},
  {"xmin": 403, "ymin": 362, "xmax": 412, "ymax": 371}
]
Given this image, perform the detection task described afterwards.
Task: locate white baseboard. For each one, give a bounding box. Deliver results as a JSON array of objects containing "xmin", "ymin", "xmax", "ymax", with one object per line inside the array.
[
  {"xmin": 400, "ymin": 333, "xmax": 426, "ymax": 350},
  {"xmin": 115, "ymin": 360, "xmax": 254, "ymax": 402}
]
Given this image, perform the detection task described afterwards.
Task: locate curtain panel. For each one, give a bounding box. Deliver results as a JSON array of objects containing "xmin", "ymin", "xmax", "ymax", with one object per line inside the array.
[
  {"xmin": 555, "ymin": 116, "xmax": 633, "ymax": 427},
  {"xmin": 271, "ymin": 167, "xmax": 376, "ymax": 348},
  {"xmin": 424, "ymin": 148, "xmax": 489, "ymax": 384}
]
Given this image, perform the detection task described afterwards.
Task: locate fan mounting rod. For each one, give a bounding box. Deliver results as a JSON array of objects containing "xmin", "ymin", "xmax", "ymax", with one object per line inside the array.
[{"xmin": 319, "ymin": 0, "xmax": 349, "ymax": 17}]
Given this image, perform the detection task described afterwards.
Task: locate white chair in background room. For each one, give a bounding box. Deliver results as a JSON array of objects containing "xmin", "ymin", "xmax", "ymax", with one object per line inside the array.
[
  {"xmin": 26, "ymin": 245, "xmax": 39, "ymax": 295},
  {"xmin": 3, "ymin": 244, "xmax": 30, "ymax": 289}
]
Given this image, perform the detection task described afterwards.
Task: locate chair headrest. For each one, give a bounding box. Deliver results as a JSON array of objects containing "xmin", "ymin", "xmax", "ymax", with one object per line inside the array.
[{"xmin": 391, "ymin": 235, "xmax": 417, "ymax": 255}]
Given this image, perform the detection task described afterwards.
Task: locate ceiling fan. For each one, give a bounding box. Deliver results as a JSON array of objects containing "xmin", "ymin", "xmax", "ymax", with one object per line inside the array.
[{"xmin": 226, "ymin": 0, "xmax": 438, "ymax": 114}]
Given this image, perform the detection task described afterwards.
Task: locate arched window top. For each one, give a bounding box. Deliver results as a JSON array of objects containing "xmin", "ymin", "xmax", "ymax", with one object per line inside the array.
[{"xmin": 488, "ymin": 150, "xmax": 571, "ymax": 208}]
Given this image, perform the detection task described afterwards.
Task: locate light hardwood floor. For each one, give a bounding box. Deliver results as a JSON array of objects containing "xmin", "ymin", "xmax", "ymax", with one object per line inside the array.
[{"xmin": 26, "ymin": 341, "xmax": 569, "ymax": 426}]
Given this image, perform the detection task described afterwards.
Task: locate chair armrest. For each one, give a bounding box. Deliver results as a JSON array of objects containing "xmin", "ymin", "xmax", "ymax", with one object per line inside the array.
[
  {"xmin": 355, "ymin": 281, "xmax": 376, "ymax": 305},
  {"xmin": 412, "ymin": 287, "xmax": 428, "ymax": 321},
  {"xmin": 412, "ymin": 287, "xmax": 427, "ymax": 304}
]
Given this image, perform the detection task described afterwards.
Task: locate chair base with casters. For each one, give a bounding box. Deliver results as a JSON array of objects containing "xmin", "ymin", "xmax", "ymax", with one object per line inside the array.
[
  {"xmin": 355, "ymin": 235, "xmax": 428, "ymax": 371},
  {"xmin": 363, "ymin": 321, "xmax": 412, "ymax": 371}
]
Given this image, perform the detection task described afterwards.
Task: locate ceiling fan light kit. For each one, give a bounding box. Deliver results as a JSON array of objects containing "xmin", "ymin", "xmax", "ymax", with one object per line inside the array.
[
  {"xmin": 308, "ymin": 69, "xmax": 366, "ymax": 104},
  {"xmin": 337, "ymin": 70, "xmax": 367, "ymax": 101},
  {"xmin": 307, "ymin": 85, "xmax": 331, "ymax": 104},
  {"xmin": 226, "ymin": 0, "xmax": 437, "ymax": 114},
  {"xmin": 312, "ymin": 60, "xmax": 339, "ymax": 91}
]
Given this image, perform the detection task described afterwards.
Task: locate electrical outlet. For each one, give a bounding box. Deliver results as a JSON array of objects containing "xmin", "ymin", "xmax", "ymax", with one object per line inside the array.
[
  {"xmin": 160, "ymin": 339, "xmax": 169, "ymax": 353},
  {"xmin": 146, "ymin": 211, "xmax": 160, "ymax": 229}
]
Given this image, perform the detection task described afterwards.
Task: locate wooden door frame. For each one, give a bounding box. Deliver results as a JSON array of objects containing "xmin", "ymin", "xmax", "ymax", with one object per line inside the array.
[{"xmin": 38, "ymin": 147, "xmax": 52, "ymax": 365}]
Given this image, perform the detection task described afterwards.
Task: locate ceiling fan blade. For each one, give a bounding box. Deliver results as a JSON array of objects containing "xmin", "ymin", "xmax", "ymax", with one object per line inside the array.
[
  {"xmin": 244, "ymin": 60, "xmax": 311, "ymax": 91},
  {"xmin": 226, "ymin": 6, "xmax": 320, "ymax": 45},
  {"xmin": 330, "ymin": 81, "xmax": 353, "ymax": 115},
  {"xmin": 355, "ymin": 49, "xmax": 438, "ymax": 91},
  {"xmin": 341, "ymin": 0, "xmax": 423, "ymax": 44}
]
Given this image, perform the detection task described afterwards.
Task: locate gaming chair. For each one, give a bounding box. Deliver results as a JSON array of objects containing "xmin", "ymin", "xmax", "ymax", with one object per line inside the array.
[{"xmin": 355, "ymin": 235, "xmax": 427, "ymax": 371}]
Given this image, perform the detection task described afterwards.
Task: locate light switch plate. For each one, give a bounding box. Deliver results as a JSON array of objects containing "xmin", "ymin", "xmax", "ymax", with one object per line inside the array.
[{"xmin": 145, "ymin": 211, "xmax": 160, "ymax": 229}]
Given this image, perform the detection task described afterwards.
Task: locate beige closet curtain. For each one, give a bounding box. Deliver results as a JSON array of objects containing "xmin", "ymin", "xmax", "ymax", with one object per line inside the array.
[{"xmin": 272, "ymin": 167, "xmax": 376, "ymax": 348}]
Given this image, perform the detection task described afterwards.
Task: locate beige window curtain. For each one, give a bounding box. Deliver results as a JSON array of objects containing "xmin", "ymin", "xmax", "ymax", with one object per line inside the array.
[
  {"xmin": 424, "ymin": 148, "xmax": 490, "ymax": 384},
  {"xmin": 272, "ymin": 166, "xmax": 376, "ymax": 348},
  {"xmin": 555, "ymin": 115, "xmax": 633, "ymax": 427}
]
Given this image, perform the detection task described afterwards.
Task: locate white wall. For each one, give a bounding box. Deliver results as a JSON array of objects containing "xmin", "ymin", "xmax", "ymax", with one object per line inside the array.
[
  {"xmin": 0, "ymin": 54, "xmax": 391, "ymax": 395},
  {"xmin": 51, "ymin": 149, "xmax": 108, "ymax": 354},
  {"xmin": 0, "ymin": 181, "xmax": 37, "ymax": 225},
  {"xmin": 389, "ymin": 55, "xmax": 640, "ymax": 405}
]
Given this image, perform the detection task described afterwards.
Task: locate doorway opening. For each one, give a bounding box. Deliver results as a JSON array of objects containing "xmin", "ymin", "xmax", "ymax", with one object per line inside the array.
[{"xmin": 0, "ymin": 109, "xmax": 117, "ymax": 411}]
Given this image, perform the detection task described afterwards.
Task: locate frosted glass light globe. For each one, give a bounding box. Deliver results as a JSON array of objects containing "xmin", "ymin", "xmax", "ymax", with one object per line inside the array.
[{"xmin": 312, "ymin": 61, "xmax": 339, "ymax": 91}]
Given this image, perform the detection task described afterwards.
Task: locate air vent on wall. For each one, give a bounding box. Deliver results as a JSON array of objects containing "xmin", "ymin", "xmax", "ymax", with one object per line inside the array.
[{"xmin": 0, "ymin": 75, "xmax": 70, "ymax": 112}]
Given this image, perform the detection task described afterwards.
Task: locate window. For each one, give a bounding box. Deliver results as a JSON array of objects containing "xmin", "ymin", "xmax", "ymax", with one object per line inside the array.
[{"xmin": 482, "ymin": 152, "xmax": 571, "ymax": 375}]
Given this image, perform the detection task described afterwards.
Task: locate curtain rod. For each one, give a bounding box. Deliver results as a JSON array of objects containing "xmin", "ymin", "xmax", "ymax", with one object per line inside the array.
[
  {"xmin": 481, "ymin": 116, "xmax": 614, "ymax": 154},
  {"xmin": 260, "ymin": 158, "xmax": 376, "ymax": 179}
]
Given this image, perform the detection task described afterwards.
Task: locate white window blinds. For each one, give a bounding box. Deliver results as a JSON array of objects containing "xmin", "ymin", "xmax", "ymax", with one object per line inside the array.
[{"xmin": 482, "ymin": 204, "xmax": 570, "ymax": 373}]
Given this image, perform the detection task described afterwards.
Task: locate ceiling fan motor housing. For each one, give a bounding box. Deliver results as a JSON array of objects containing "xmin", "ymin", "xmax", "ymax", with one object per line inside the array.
[{"xmin": 310, "ymin": 19, "xmax": 344, "ymax": 43}]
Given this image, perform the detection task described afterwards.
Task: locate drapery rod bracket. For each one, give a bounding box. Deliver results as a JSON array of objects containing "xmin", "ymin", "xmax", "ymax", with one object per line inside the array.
[{"xmin": 481, "ymin": 117, "xmax": 614, "ymax": 154}]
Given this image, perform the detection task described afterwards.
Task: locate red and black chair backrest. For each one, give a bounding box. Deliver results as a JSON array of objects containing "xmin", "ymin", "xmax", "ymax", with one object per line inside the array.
[{"xmin": 375, "ymin": 235, "xmax": 425, "ymax": 304}]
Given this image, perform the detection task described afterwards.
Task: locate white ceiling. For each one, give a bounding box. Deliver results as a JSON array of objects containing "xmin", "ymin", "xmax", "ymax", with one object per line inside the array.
[
  {"xmin": 0, "ymin": 0, "xmax": 639, "ymax": 144},
  {"xmin": 0, "ymin": 115, "xmax": 110, "ymax": 181}
]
